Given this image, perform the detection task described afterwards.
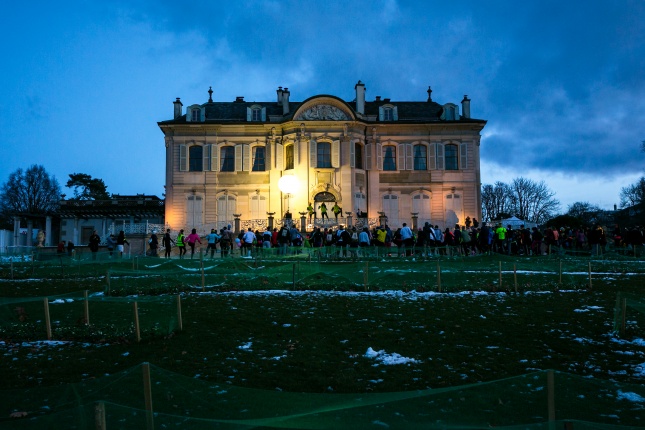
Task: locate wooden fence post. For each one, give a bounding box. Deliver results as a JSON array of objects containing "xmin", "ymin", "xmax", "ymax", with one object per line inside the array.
[
  {"xmin": 200, "ymin": 261, "xmax": 205, "ymax": 292},
  {"xmin": 10, "ymin": 258, "xmax": 13, "ymax": 280},
  {"xmin": 176, "ymin": 295, "xmax": 183, "ymax": 331},
  {"xmin": 559, "ymin": 260, "xmax": 562, "ymax": 285},
  {"xmin": 437, "ymin": 262, "xmax": 442, "ymax": 293},
  {"xmin": 364, "ymin": 261, "xmax": 369, "ymax": 291},
  {"xmin": 588, "ymin": 262, "xmax": 592, "ymax": 290},
  {"xmin": 621, "ymin": 297, "xmax": 627, "ymax": 336},
  {"xmin": 513, "ymin": 264, "xmax": 518, "ymax": 293},
  {"xmin": 133, "ymin": 302, "xmax": 141, "ymax": 343},
  {"xmin": 292, "ymin": 263, "xmax": 296, "ymax": 290},
  {"xmin": 84, "ymin": 290, "xmax": 90, "ymax": 325},
  {"xmin": 142, "ymin": 363, "xmax": 154, "ymax": 430},
  {"xmin": 498, "ymin": 261, "xmax": 502, "ymax": 288},
  {"xmin": 44, "ymin": 297, "xmax": 52, "ymax": 340},
  {"xmin": 106, "ymin": 271, "xmax": 111, "ymax": 295},
  {"xmin": 547, "ymin": 370, "xmax": 555, "ymax": 422},
  {"xmin": 94, "ymin": 401, "xmax": 107, "ymax": 430}
]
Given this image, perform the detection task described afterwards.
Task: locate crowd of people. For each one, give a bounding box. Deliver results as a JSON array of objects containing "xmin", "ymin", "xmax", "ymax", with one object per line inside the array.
[{"xmin": 113, "ymin": 222, "xmax": 645, "ymax": 260}]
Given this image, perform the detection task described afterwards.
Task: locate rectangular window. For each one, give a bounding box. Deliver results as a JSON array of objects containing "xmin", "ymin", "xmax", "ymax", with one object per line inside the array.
[
  {"xmin": 317, "ymin": 142, "xmax": 332, "ymax": 168},
  {"xmin": 413, "ymin": 145, "xmax": 427, "ymax": 170},
  {"xmin": 383, "ymin": 146, "xmax": 396, "ymax": 171},
  {"xmin": 252, "ymin": 108, "xmax": 262, "ymax": 121},
  {"xmin": 191, "ymin": 109, "xmax": 200, "ymax": 122},
  {"xmin": 252, "ymin": 146, "xmax": 266, "ymax": 171},
  {"xmin": 285, "ymin": 144, "xmax": 294, "ymax": 170},
  {"xmin": 445, "ymin": 144, "xmax": 458, "ymax": 170},
  {"xmin": 220, "ymin": 146, "xmax": 235, "ymax": 172},
  {"xmin": 189, "ymin": 146, "xmax": 203, "ymax": 172},
  {"xmin": 384, "ymin": 108, "xmax": 393, "ymax": 121},
  {"xmin": 355, "ymin": 142, "xmax": 363, "ymax": 169}
]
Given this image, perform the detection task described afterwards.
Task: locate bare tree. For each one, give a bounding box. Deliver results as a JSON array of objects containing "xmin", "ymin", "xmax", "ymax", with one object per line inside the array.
[
  {"xmin": 567, "ymin": 201, "xmax": 602, "ymax": 225},
  {"xmin": 0, "ymin": 165, "xmax": 61, "ymax": 227},
  {"xmin": 481, "ymin": 181, "xmax": 513, "ymax": 221},
  {"xmin": 620, "ymin": 177, "xmax": 645, "ymax": 208},
  {"xmin": 508, "ymin": 177, "xmax": 560, "ymax": 224}
]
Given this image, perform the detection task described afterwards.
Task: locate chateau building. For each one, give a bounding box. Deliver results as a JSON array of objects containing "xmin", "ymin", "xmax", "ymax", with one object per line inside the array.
[{"xmin": 158, "ymin": 82, "xmax": 486, "ymax": 232}]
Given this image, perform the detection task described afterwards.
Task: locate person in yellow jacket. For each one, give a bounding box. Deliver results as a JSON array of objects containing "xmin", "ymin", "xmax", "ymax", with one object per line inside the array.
[
  {"xmin": 176, "ymin": 229, "xmax": 187, "ymax": 259},
  {"xmin": 495, "ymin": 223, "xmax": 507, "ymax": 253}
]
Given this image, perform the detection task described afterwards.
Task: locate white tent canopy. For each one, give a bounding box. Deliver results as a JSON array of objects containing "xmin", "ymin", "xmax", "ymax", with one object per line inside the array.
[{"xmin": 492, "ymin": 216, "xmax": 538, "ymax": 230}]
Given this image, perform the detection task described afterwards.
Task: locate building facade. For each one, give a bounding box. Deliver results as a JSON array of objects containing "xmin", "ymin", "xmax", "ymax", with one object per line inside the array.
[{"xmin": 159, "ymin": 82, "xmax": 486, "ymax": 233}]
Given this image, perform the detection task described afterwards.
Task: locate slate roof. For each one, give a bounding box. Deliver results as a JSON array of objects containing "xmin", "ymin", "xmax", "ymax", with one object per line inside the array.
[{"xmin": 158, "ymin": 97, "xmax": 485, "ymax": 125}]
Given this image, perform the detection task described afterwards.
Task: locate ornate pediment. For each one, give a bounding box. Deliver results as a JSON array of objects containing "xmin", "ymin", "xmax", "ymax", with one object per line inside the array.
[{"xmin": 295, "ymin": 104, "xmax": 350, "ymax": 121}]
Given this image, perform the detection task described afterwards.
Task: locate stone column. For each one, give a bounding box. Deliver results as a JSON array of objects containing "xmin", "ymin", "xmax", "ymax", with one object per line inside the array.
[
  {"xmin": 267, "ymin": 213, "xmax": 275, "ymax": 231},
  {"xmin": 299, "ymin": 212, "xmax": 307, "ymax": 232},
  {"xmin": 345, "ymin": 212, "xmax": 353, "ymax": 229},
  {"xmin": 411, "ymin": 213, "xmax": 419, "ymax": 231},
  {"xmin": 233, "ymin": 214, "xmax": 241, "ymax": 234},
  {"xmin": 378, "ymin": 211, "xmax": 387, "ymax": 227},
  {"xmin": 45, "ymin": 216, "xmax": 52, "ymax": 246}
]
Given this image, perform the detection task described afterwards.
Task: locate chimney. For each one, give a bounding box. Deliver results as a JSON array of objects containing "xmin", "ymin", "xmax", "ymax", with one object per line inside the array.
[
  {"xmin": 173, "ymin": 98, "xmax": 183, "ymax": 119},
  {"xmin": 235, "ymin": 96, "xmax": 245, "ymax": 102},
  {"xmin": 276, "ymin": 86, "xmax": 283, "ymax": 105},
  {"xmin": 461, "ymin": 95, "xmax": 471, "ymax": 118},
  {"xmin": 383, "ymin": 98, "xmax": 391, "ymax": 103},
  {"xmin": 427, "ymin": 86, "xmax": 433, "ymax": 102},
  {"xmin": 375, "ymin": 96, "xmax": 381, "ymax": 102},
  {"xmin": 355, "ymin": 80, "xmax": 365, "ymax": 114},
  {"xmin": 282, "ymin": 88, "xmax": 290, "ymax": 115}
]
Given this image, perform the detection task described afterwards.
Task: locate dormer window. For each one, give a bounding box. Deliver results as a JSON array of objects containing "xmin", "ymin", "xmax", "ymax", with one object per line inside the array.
[
  {"xmin": 186, "ymin": 105, "xmax": 204, "ymax": 122},
  {"xmin": 191, "ymin": 109, "xmax": 200, "ymax": 122},
  {"xmin": 246, "ymin": 105, "xmax": 266, "ymax": 122},
  {"xmin": 379, "ymin": 104, "xmax": 398, "ymax": 121}
]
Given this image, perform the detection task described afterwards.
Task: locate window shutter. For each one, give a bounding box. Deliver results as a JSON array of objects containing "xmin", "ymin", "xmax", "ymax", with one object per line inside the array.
[
  {"xmin": 428, "ymin": 143, "xmax": 436, "ymax": 170},
  {"xmin": 398, "ymin": 143, "xmax": 406, "ymax": 170},
  {"xmin": 365, "ymin": 143, "xmax": 372, "ymax": 171},
  {"xmin": 405, "ymin": 143, "xmax": 413, "ymax": 170},
  {"xmin": 179, "ymin": 144, "xmax": 187, "ymax": 171},
  {"xmin": 186, "ymin": 109, "xmax": 192, "ymax": 122},
  {"xmin": 437, "ymin": 143, "xmax": 445, "ymax": 170},
  {"xmin": 200, "ymin": 108, "xmax": 205, "ymax": 122},
  {"xmin": 376, "ymin": 142, "xmax": 383, "ymax": 170},
  {"xmin": 211, "ymin": 143, "xmax": 219, "ymax": 172},
  {"xmin": 235, "ymin": 144, "xmax": 243, "ymax": 171},
  {"xmin": 393, "ymin": 106, "xmax": 399, "ymax": 121},
  {"xmin": 275, "ymin": 143, "xmax": 284, "ymax": 170},
  {"xmin": 332, "ymin": 140, "xmax": 340, "ymax": 168},
  {"xmin": 460, "ymin": 143, "xmax": 468, "ymax": 170},
  {"xmin": 261, "ymin": 107, "xmax": 266, "ymax": 121},
  {"xmin": 243, "ymin": 144, "xmax": 251, "ymax": 171},
  {"xmin": 349, "ymin": 140, "xmax": 355, "ymax": 168},
  {"xmin": 378, "ymin": 106, "xmax": 384, "ymax": 121},
  {"xmin": 203, "ymin": 144, "xmax": 211, "ymax": 171},
  {"xmin": 264, "ymin": 143, "xmax": 271, "ymax": 170},
  {"xmin": 309, "ymin": 139, "xmax": 317, "ymax": 168},
  {"xmin": 246, "ymin": 107, "xmax": 252, "ymax": 121}
]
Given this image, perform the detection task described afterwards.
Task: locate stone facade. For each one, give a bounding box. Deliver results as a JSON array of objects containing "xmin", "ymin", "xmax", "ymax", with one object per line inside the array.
[{"xmin": 158, "ymin": 82, "xmax": 486, "ymax": 233}]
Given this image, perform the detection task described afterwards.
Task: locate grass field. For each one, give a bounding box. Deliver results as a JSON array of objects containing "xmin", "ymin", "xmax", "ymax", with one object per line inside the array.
[{"xmin": 1, "ymin": 252, "xmax": 645, "ymax": 428}]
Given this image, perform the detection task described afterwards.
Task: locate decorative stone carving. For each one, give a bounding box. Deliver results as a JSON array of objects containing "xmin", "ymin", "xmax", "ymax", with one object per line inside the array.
[{"xmin": 297, "ymin": 104, "xmax": 349, "ymax": 121}]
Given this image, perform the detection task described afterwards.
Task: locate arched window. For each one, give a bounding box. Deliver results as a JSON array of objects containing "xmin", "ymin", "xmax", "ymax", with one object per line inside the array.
[
  {"xmin": 383, "ymin": 145, "xmax": 396, "ymax": 171},
  {"xmin": 252, "ymin": 146, "xmax": 266, "ymax": 171},
  {"xmin": 285, "ymin": 144, "xmax": 294, "ymax": 170},
  {"xmin": 220, "ymin": 146, "xmax": 235, "ymax": 172},
  {"xmin": 317, "ymin": 142, "xmax": 332, "ymax": 168},
  {"xmin": 445, "ymin": 144, "xmax": 458, "ymax": 170},
  {"xmin": 354, "ymin": 141, "xmax": 364, "ymax": 169},
  {"xmin": 413, "ymin": 144, "xmax": 427, "ymax": 170},
  {"xmin": 189, "ymin": 146, "xmax": 203, "ymax": 172},
  {"xmin": 412, "ymin": 193, "xmax": 431, "ymax": 225}
]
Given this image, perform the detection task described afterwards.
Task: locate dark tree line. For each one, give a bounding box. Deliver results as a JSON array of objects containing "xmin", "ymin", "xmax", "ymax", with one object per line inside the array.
[{"xmin": 481, "ymin": 177, "xmax": 560, "ymax": 224}]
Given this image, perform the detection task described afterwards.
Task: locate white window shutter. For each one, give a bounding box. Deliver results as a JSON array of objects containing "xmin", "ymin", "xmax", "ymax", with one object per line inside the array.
[
  {"xmin": 405, "ymin": 143, "xmax": 413, "ymax": 170},
  {"xmin": 365, "ymin": 143, "xmax": 372, "ymax": 170},
  {"xmin": 186, "ymin": 108, "xmax": 192, "ymax": 122},
  {"xmin": 376, "ymin": 142, "xmax": 383, "ymax": 170},
  {"xmin": 203, "ymin": 144, "xmax": 210, "ymax": 171},
  {"xmin": 378, "ymin": 106, "xmax": 384, "ymax": 121},
  {"xmin": 437, "ymin": 143, "xmax": 445, "ymax": 170},
  {"xmin": 332, "ymin": 140, "xmax": 340, "ymax": 168},
  {"xmin": 243, "ymin": 144, "xmax": 251, "ymax": 171},
  {"xmin": 349, "ymin": 140, "xmax": 355, "ymax": 168},
  {"xmin": 261, "ymin": 107, "xmax": 266, "ymax": 121},
  {"xmin": 460, "ymin": 143, "xmax": 468, "ymax": 170},
  {"xmin": 309, "ymin": 139, "xmax": 317, "ymax": 168},
  {"xmin": 264, "ymin": 143, "xmax": 271, "ymax": 170},
  {"xmin": 179, "ymin": 144, "xmax": 187, "ymax": 171},
  {"xmin": 200, "ymin": 108, "xmax": 205, "ymax": 122},
  {"xmin": 211, "ymin": 144, "xmax": 219, "ymax": 172},
  {"xmin": 398, "ymin": 143, "xmax": 406, "ymax": 170},
  {"xmin": 275, "ymin": 143, "xmax": 284, "ymax": 170},
  {"xmin": 393, "ymin": 106, "xmax": 399, "ymax": 121},
  {"xmin": 428, "ymin": 143, "xmax": 436, "ymax": 170},
  {"xmin": 246, "ymin": 107, "xmax": 252, "ymax": 121},
  {"xmin": 235, "ymin": 145, "xmax": 243, "ymax": 171}
]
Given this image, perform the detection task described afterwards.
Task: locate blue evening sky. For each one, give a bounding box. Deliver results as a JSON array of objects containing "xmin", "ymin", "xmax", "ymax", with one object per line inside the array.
[{"xmin": 1, "ymin": 1, "xmax": 644, "ymax": 211}]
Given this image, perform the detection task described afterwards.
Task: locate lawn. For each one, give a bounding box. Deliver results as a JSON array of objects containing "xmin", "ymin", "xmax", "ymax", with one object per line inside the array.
[{"xmin": 1, "ymin": 253, "xmax": 645, "ymax": 428}]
